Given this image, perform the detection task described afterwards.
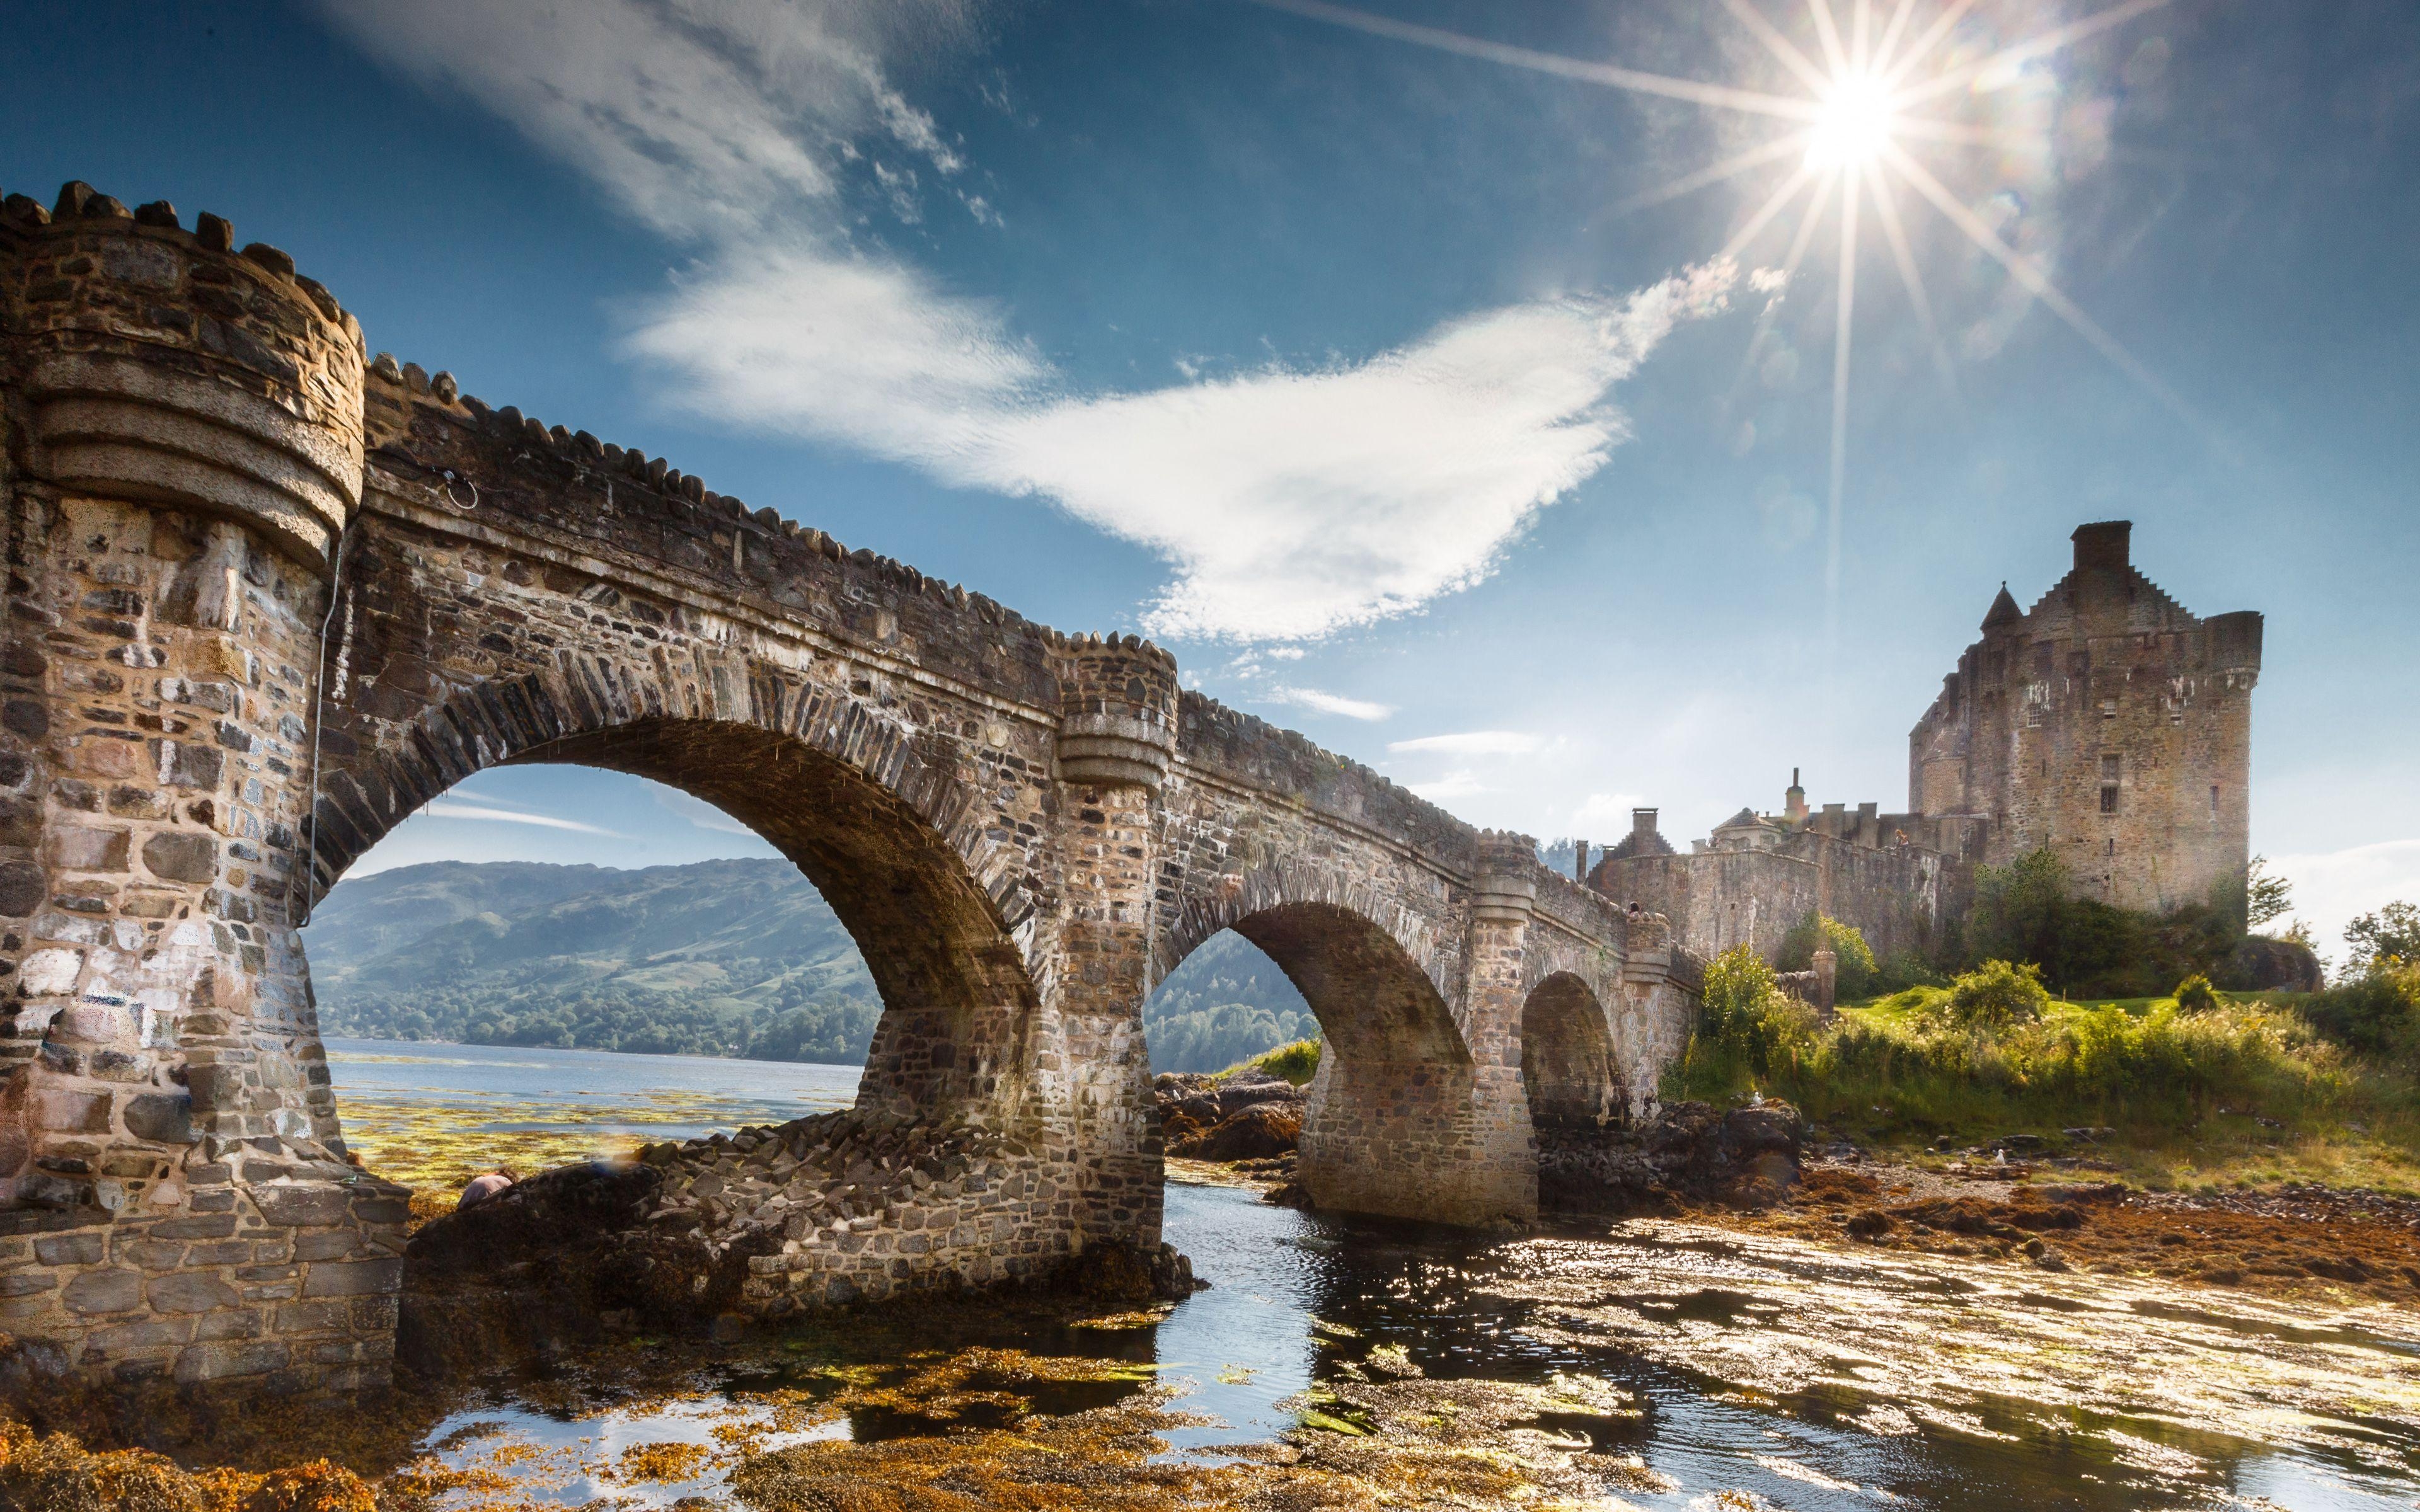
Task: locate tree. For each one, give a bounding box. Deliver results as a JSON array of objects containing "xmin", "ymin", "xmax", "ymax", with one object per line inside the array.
[
  {"xmin": 2245, "ymin": 857, "xmax": 2294, "ymax": 930},
  {"xmin": 2345, "ymin": 901, "xmax": 2420, "ymax": 975},
  {"xmin": 1776, "ymin": 913, "xmax": 1879, "ymax": 999}
]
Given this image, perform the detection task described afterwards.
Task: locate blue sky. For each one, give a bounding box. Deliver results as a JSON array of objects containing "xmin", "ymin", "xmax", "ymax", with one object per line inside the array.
[{"xmin": 8, "ymin": 1, "xmax": 2416, "ymax": 959}]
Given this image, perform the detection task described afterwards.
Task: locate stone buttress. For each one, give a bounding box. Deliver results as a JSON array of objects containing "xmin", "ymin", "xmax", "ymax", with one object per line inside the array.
[{"xmin": 0, "ymin": 184, "xmax": 407, "ymax": 1393}]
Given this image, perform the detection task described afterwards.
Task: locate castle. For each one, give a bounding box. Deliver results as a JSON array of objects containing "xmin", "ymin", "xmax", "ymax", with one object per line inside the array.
[{"xmin": 1591, "ymin": 521, "xmax": 2262, "ymax": 965}]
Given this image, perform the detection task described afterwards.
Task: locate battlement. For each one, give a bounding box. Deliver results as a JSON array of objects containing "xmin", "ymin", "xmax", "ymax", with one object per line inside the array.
[{"xmin": 1, "ymin": 181, "xmax": 366, "ymax": 568}]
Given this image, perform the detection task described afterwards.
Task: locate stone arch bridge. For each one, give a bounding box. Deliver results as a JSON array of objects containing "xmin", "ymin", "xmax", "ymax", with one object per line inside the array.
[{"xmin": 0, "ymin": 183, "xmax": 1698, "ymax": 1393}]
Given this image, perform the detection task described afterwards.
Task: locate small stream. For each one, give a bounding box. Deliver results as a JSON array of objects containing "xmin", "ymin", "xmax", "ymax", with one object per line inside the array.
[{"xmin": 331, "ymin": 1043, "xmax": 2420, "ymax": 1509}]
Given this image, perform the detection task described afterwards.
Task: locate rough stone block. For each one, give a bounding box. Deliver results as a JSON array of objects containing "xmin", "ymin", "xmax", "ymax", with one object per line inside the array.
[
  {"xmin": 33, "ymin": 1231, "xmax": 106, "ymax": 1266},
  {"xmin": 147, "ymin": 1271, "xmax": 241, "ymax": 1313},
  {"xmin": 62, "ymin": 1268, "xmax": 143, "ymax": 1315},
  {"xmin": 253, "ymin": 1184, "xmax": 350, "ymax": 1227},
  {"xmin": 172, "ymin": 1339, "xmax": 289, "ymax": 1383},
  {"xmin": 300, "ymin": 1257, "xmax": 401, "ymax": 1298}
]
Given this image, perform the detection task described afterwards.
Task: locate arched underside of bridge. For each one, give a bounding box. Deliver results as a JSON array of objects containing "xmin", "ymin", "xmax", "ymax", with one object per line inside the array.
[
  {"xmin": 496, "ymin": 722, "xmax": 1039, "ymax": 1122},
  {"xmin": 1219, "ymin": 902, "xmax": 1511, "ymax": 1224},
  {"xmin": 1521, "ymin": 971, "xmax": 1626, "ymax": 1140}
]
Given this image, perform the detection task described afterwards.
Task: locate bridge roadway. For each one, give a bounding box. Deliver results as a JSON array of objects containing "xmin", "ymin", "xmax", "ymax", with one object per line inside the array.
[{"xmin": 0, "ymin": 181, "xmax": 1698, "ymax": 1392}]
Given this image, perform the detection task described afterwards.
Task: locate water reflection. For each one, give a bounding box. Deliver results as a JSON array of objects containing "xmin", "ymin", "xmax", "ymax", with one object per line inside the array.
[{"xmin": 406, "ymin": 1182, "xmax": 2420, "ymax": 1509}]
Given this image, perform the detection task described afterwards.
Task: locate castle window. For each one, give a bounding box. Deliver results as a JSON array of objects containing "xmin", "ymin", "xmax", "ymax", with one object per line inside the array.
[
  {"xmin": 2099, "ymin": 699, "xmax": 2118, "ymax": 719},
  {"xmin": 2210, "ymin": 784, "xmax": 2220, "ymax": 820},
  {"xmin": 2100, "ymin": 754, "xmax": 2121, "ymax": 814}
]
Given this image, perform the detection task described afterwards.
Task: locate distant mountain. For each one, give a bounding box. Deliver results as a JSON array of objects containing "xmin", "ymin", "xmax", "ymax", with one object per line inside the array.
[{"xmin": 305, "ymin": 859, "xmax": 1310, "ymax": 1073}]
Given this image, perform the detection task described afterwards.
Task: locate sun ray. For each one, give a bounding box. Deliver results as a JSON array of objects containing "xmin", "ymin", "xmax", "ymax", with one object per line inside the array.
[
  {"xmin": 1617, "ymin": 132, "xmax": 1812, "ymax": 213},
  {"xmin": 1825, "ymin": 163, "xmax": 1863, "ymax": 650},
  {"xmin": 1895, "ymin": 0, "xmax": 2171, "ymax": 110},
  {"xmin": 1865, "ymin": 164, "xmax": 1959, "ymax": 396},
  {"xmin": 1887, "ymin": 114, "xmax": 2054, "ymax": 151},
  {"xmin": 1851, "ymin": 0, "xmax": 1875, "ymax": 71},
  {"xmin": 1716, "ymin": 0, "xmax": 1832, "ymax": 96},
  {"xmin": 1879, "ymin": 0, "xmax": 1981, "ymax": 89},
  {"xmin": 1879, "ymin": 139, "xmax": 2209, "ymax": 438},
  {"xmin": 1719, "ymin": 156, "xmax": 1826, "ymax": 261},
  {"xmin": 1805, "ymin": 0, "xmax": 1854, "ymax": 79},
  {"xmin": 1243, "ymin": 0, "xmax": 1825, "ymax": 122},
  {"xmin": 1725, "ymin": 164, "xmax": 1840, "ymax": 407},
  {"xmin": 1870, "ymin": 0, "xmax": 1922, "ymax": 77}
]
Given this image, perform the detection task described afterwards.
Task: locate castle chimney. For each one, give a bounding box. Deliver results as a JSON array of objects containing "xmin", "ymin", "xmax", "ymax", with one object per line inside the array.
[
  {"xmin": 1574, "ymin": 839, "xmax": 1590, "ymax": 881},
  {"xmin": 1632, "ymin": 808, "xmax": 1658, "ymax": 845},
  {"xmin": 2073, "ymin": 520, "xmax": 2132, "ymax": 574},
  {"xmin": 1785, "ymin": 767, "xmax": 1807, "ymax": 823}
]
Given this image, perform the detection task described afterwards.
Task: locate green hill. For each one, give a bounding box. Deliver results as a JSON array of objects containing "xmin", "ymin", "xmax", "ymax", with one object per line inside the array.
[{"xmin": 304, "ymin": 859, "xmax": 1310, "ymax": 1072}]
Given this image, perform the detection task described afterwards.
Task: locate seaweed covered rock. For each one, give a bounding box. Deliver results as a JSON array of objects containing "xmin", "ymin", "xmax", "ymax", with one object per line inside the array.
[
  {"xmin": 1155, "ymin": 1070, "xmax": 1305, "ymax": 1159},
  {"xmin": 1536, "ymin": 1100, "xmax": 1806, "ymax": 1213}
]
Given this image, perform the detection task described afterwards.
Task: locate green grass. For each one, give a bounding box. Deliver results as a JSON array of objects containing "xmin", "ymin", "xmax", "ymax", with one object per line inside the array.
[
  {"xmin": 1218, "ymin": 1038, "xmax": 1320, "ymax": 1085},
  {"xmin": 1672, "ymin": 953, "xmax": 2420, "ymax": 1194}
]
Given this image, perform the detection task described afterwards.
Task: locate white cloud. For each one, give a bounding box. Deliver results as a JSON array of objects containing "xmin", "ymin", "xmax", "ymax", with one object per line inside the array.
[
  {"xmin": 1570, "ymin": 792, "xmax": 1651, "ymax": 833},
  {"xmin": 655, "ymin": 788, "xmax": 757, "ymax": 837},
  {"xmin": 326, "ymin": 0, "xmax": 1733, "ymax": 643},
  {"xmin": 2270, "ymin": 837, "xmax": 2420, "ymax": 965},
  {"xmin": 424, "ymin": 801, "xmax": 625, "ymax": 837},
  {"xmin": 1264, "ymin": 685, "xmax": 1396, "ymax": 722},
  {"xmin": 1388, "ymin": 730, "xmax": 1542, "ymax": 756},
  {"xmin": 1408, "ymin": 770, "xmax": 1489, "ymax": 801}
]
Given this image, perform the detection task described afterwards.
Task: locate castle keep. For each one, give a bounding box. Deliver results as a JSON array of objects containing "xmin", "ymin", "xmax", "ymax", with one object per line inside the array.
[{"xmin": 1595, "ymin": 522, "xmax": 2261, "ymax": 963}]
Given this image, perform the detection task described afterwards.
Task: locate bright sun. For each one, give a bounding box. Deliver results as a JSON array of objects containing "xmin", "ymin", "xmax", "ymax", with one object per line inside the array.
[{"xmin": 1804, "ymin": 69, "xmax": 1896, "ymax": 169}]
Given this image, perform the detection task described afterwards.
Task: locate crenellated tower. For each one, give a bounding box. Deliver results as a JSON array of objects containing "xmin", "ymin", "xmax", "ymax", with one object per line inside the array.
[{"xmin": 1908, "ymin": 521, "xmax": 2260, "ymax": 912}]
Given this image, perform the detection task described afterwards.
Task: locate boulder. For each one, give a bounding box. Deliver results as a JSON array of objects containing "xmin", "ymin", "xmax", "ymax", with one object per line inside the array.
[{"xmin": 1173, "ymin": 1102, "xmax": 1301, "ymax": 1161}]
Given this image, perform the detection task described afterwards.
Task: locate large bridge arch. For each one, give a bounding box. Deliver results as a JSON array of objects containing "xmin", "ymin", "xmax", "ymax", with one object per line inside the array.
[
  {"xmin": 305, "ymin": 660, "xmax": 1048, "ymax": 1122},
  {"xmin": 1156, "ymin": 857, "xmax": 1528, "ymax": 1225}
]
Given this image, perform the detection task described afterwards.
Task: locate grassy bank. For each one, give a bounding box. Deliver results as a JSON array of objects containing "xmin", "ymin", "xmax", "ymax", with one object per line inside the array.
[{"xmin": 1668, "ymin": 949, "xmax": 2420, "ymax": 1194}]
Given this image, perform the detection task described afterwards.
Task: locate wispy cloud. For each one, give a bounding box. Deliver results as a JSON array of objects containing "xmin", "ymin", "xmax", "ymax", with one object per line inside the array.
[
  {"xmin": 1388, "ymin": 730, "xmax": 1543, "ymax": 756},
  {"xmin": 1570, "ymin": 792, "xmax": 1651, "ymax": 833},
  {"xmin": 323, "ymin": 0, "xmax": 1732, "ymax": 643},
  {"xmin": 424, "ymin": 801, "xmax": 625, "ymax": 837},
  {"xmin": 1408, "ymin": 770, "xmax": 1489, "ymax": 801},
  {"xmin": 1264, "ymin": 685, "xmax": 1396, "ymax": 722},
  {"xmin": 655, "ymin": 788, "xmax": 756, "ymax": 837}
]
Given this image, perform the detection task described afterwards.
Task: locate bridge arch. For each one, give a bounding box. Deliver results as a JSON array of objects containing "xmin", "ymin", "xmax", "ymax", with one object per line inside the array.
[
  {"xmin": 1155, "ymin": 861, "xmax": 1521, "ymax": 1222},
  {"xmin": 304, "ymin": 658, "xmax": 1045, "ymax": 1121},
  {"xmin": 1520, "ymin": 971, "xmax": 1625, "ymax": 1137}
]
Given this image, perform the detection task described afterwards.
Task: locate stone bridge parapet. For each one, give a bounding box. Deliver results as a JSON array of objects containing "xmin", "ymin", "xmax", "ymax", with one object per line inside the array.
[{"xmin": 0, "ymin": 181, "xmax": 1698, "ymax": 1395}]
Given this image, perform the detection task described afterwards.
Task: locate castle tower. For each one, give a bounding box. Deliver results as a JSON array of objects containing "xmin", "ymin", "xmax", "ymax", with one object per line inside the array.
[{"xmin": 1908, "ymin": 521, "xmax": 2260, "ymax": 912}]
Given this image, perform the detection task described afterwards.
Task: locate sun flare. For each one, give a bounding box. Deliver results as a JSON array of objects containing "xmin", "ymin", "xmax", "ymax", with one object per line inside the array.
[{"xmin": 1804, "ymin": 69, "xmax": 1896, "ymax": 169}]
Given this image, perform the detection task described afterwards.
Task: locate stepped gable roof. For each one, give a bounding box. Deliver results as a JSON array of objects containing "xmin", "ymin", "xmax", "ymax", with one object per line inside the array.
[
  {"xmin": 1981, "ymin": 581, "xmax": 2023, "ymax": 630},
  {"xmin": 1605, "ymin": 826, "xmax": 1676, "ymax": 860}
]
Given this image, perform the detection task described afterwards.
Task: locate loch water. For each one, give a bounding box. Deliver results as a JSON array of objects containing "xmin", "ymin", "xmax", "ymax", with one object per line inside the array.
[{"xmin": 328, "ymin": 1041, "xmax": 2420, "ymax": 1510}]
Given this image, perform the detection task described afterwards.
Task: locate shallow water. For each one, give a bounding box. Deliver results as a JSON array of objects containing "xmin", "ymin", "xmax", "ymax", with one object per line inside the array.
[{"xmin": 330, "ymin": 1043, "xmax": 2420, "ymax": 1509}]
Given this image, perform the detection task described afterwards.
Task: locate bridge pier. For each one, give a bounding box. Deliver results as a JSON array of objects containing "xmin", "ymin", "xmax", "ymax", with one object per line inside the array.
[{"xmin": 0, "ymin": 188, "xmax": 409, "ymax": 1392}]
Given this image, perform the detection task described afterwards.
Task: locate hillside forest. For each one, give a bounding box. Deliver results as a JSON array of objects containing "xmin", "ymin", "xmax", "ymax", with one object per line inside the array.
[{"xmin": 302, "ymin": 859, "xmax": 1313, "ymax": 1074}]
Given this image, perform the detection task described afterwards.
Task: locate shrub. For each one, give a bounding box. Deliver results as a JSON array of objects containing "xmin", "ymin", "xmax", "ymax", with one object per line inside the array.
[
  {"xmin": 1776, "ymin": 914, "xmax": 1879, "ymax": 999},
  {"xmin": 1945, "ymin": 959, "xmax": 2049, "ymax": 1029},
  {"xmin": 1874, "ymin": 948, "xmax": 1948, "ymax": 994},
  {"xmin": 2174, "ymin": 975, "xmax": 2219, "ymax": 1014},
  {"xmin": 1690, "ymin": 946, "xmax": 1817, "ymax": 1077},
  {"xmin": 2295, "ymin": 965, "xmax": 2420, "ymax": 1057}
]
